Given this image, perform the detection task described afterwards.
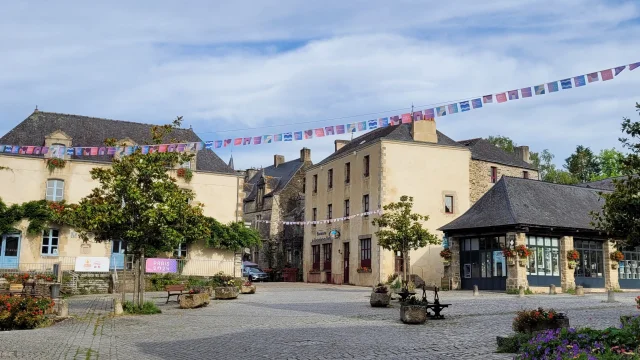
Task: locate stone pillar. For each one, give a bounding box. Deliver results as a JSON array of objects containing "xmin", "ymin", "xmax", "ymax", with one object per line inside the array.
[
  {"xmin": 447, "ymin": 238, "xmax": 461, "ymax": 290},
  {"xmin": 506, "ymin": 233, "xmax": 529, "ymax": 291},
  {"xmin": 559, "ymin": 236, "xmax": 576, "ymax": 292},
  {"xmin": 603, "ymin": 240, "xmax": 620, "ymax": 290}
]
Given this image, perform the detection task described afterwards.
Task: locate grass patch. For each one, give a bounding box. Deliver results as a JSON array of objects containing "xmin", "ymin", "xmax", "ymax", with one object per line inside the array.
[
  {"xmin": 496, "ymin": 333, "xmax": 534, "ymax": 353},
  {"xmin": 122, "ymin": 301, "xmax": 161, "ymax": 315},
  {"xmin": 506, "ymin": 288, "xmax": 534, "ymax": 295}
]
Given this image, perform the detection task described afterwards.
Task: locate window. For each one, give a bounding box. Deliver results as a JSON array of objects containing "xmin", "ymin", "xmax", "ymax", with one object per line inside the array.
[
  {"xmin": 46, "ymin": 180, "xmax": 64, "ymax": 202},
  {"xmin": 523, "ymin": 171, "xmax": 529, "ymax": 179},
  {"xmin": 460, "ymin": 236, "xmax": 508, "ymax": 279},
  {"xmin": 313, "ymin": 174, "xmax": 318, "ymax": 193},
  {"xmin": 574, "ymin": 240, "xmax": 603, "ymax": 278},
  {"xmin": 256, "ymin": 184, "xmax": 265, "ymax": 209},
  {"xmin": 180, "ymin": 160, "xmax": 191, "ymax": 169},
  {"xmin": 312, "ymin": 245, "xmax": 320, "ymax": 270},
  {"xmin": 344, "ymin": 199, "xmax": 350, "ymax": 217},
  {"xmin": 312, "ymin": 208, "xmax": 317, "ymax": 226},
  {"xmin": 444, "ymin": 195, "xmax": 454, "ymax": 214},
  {"xmin": 327, "ymin": 204, "xmax": 332, "ymax": 220},
  {"xmin": 526, "ymin": 236, "xmax": 560, "ymax": 276},
  {"xmin": 345, "ymin": 162, "xmax": 351, "ymax": 184},
  {"xmin": 51, "ymin": 143, "xmax": 65, "ymax": 159},
  {"xmin": 363, "ymin": 156, "xmax": 370, "ymax": 177},
  {"xmin": 328, "ymin": 169, "xmax": 333, "ymax": 189},
  {"xmin": 42, "ymin": 229, "xmax": 59, "ymax": 256},
  {"xmin": 363, "ymin": 194, "xmax": 370, "ymax": 212},
  {"xmin": 323, "ymin": 243, "xmax": 332, "ymax": 270},
  {"xmin": 360, "ymin": 238, "xmax": 371, "ymax": 268},
  {"xmin": 174, "ymin": 243, "xmax": 188, "ymax": 258},
  {"xmin": 302, "ymin": 180, "xmax": 305, "ymax": 194},
  {"xmin": 254, "ymin": 214, "xmax": 262, "ymax": 229},
  {"xmin": 490, "ymin": 166, "xmax": 498, "ymax": 183},
  {"xmin": 620, "ymin": 247, "xmax": 640, "ymax": 279}
]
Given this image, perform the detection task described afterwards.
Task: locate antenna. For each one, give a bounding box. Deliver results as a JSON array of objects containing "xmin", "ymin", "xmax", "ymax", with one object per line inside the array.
[{"xmin": 411, "ymin": 103, "xmax": 414, "ymax": 123}]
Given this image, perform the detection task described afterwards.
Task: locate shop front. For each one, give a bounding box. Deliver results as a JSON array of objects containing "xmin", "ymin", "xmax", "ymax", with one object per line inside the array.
[{"xmin": 459, "ymin": 236, "xmax": 507, "ymax": 291}]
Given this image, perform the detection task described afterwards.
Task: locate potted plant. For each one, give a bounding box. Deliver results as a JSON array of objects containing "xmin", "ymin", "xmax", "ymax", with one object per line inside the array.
[
  {"xmin": 214, "ymin": 279, "xmax": 239, "ymax": 300},
  {"xmin": 45, "ymin": 158, "xmax": 66, "ymax": 172},
  {"xmin": 35, "ymin": 273, "xmax": 56, "ymax": 283},
  {"xmin": 240, "ymin": 280, "xmax": 256, "ymax": 294},
  {"xmin": 502, "ymin": 248, "xmax": 516, "ymax": 266},
  {"xmin": 512, "ymin": 307, "xmax": 569, "ymax": 333},
  {"xmin": 400, "ymin": 296, "xmax": 428, "ymax": 324},
  {"xmin": 515, "ymin": 245, "xmax": 532, "ymax": 267},
  {"xmin": 440, "ymin": 248, "xmax": 452, "ymax": 266},
  {"xmin": 176, "ymin": 167, "xmax": 193, "ymax": 182},
  {"xmin": 610, "ymin": 251, "xmax": 624, "ymax": 269},
  {"xmin": 566, "ymin": 250, "xmax": 579, "ymax": 269},
  {"xmin": 370, "ymin": 283, "xmax": 391, "ymax": 307},
  {"xmin": 179, "ymin": 287, "xmax": 210, "ymax": 309},
  {"xmin": 356, "ymin": 267, "xmax": 372, "ymax": 273}
]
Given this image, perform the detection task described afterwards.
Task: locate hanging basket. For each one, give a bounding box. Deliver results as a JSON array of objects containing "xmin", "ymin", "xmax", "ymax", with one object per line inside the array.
[
  {"xmin": 611, "ymin": 263, "xmax": 619, "ymax": 270},
  {"xmin": 568, "ymin": 261, "xmax": 576, "ymax": 269},
  {"xmin": 519, "ymin": 259, "xmax": 527, "ymax": 267},
  {"xmin": 507, "ymin": 258, "xmax": 516, "ymax": 266},
  {"xmin": 442, "ymin": 261, "xmax": 451, "ymax": 267}
]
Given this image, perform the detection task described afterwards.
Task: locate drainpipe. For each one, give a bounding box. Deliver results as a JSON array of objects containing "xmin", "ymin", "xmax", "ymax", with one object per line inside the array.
[{"xmin": 377, "ymin": 143, "xmax": 384, "ymax": 287}]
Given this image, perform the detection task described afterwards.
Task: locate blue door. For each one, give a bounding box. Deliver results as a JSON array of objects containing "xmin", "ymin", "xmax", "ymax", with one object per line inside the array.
[
  {"xmin": 0, "ymin": 234, "xmax": 20, "ymax": 269},
  {"xmin": 110, "ymin": 240, "xmax": 125, "ymax": 270}
]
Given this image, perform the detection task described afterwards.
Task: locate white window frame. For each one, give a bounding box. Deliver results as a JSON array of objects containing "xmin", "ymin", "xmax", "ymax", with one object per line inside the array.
[
  {"xmin": 42, "ymin": 229, "xmax": 59, "ymax": 256},
  {"xmin": 51, "ymin": 143, "xmax": 66, "ymax": 159},
  {"xmin": 46, "ymin": 179, "xmax": 64, "ymax": 202},
  {"xmin": 174, "ymin": 243, "xmax": 187, "ymax": 258}
]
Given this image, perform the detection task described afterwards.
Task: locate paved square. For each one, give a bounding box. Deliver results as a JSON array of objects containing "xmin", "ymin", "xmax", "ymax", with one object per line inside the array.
[{"xmin": 0, "ymin": 283, "xmax": 638, "ymax": 359}]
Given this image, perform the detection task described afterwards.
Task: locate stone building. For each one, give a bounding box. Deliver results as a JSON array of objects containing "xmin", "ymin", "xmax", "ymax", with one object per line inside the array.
[
  {"xmin": 440, "ymin": 176, "xmax": 625, "ymax": 292},
  {"xmin": 0, "ymin": 111, "xmax": 243, "ymax": 275},
  {"xmin": 243, "ymin": 148, "xmax": 312, "ymax": 271},
  {"xmin": 458, "ymin": 138, "xmax": 538, "ymax": 204}
]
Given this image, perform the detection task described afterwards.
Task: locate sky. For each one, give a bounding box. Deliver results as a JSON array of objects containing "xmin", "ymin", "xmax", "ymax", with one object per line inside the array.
[{"xmin": 1, "ymin": 1, "xmax": 639, "ymax": 170}]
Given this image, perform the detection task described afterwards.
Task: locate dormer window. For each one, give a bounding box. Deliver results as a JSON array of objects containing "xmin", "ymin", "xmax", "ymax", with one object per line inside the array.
[{"xmin": 256, "ymin": 178, "xmax": 265, "ymax": 210}]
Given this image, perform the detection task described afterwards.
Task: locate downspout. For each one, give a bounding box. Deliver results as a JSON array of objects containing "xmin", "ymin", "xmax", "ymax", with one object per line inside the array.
[
  {"xmin": 235, "ymin": 174, "xmax": 240, "ymax": 277},
  {"xmin": 377, "ymin": 142, "xmax": 384, "ymax": 287}
]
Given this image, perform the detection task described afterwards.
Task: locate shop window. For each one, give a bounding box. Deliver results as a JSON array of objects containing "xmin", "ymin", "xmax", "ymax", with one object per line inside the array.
[
  {"xmin": 574, "ymin": 240, "xmax": 603, "ymax": 278},
  {"xmin": 526, "ymin": 236, "xmax": 560, "ymax": 276},
  {"xmin": 620, "ymin": 247, "xmax": 640, "ymax": 279}
]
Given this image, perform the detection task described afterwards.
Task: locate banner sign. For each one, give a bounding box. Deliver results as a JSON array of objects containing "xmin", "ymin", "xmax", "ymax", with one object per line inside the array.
[
  {"xmin": 145, "ymin": 258, "xmax": 178, "ymax": 273},
  {"xmin": 74, "ymin": 257, "xmax": 110, "ymax": 272}
]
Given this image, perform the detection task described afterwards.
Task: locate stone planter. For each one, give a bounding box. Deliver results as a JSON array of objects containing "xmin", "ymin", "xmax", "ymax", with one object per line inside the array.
[
  {"xmin": 513, "ymin": 318, "xmax": 570, "ymax": 334},
  {"xmin": 370, "ymin": 292, "xmax": 391, "ymax": 307},
  {"xmin": 179, "ymin": 293, "xmax": 210, "ymax": 309},
  {"xmin": 400, "ymin": 305, "xmax": 427, "ymax": 324},
  {"xmin": 215, "ymin": 286, "xmax": 239, "ymax": 300},
  {"xmin": 240, "ymin": 285, "xmax": 256, "ymax": 294}
]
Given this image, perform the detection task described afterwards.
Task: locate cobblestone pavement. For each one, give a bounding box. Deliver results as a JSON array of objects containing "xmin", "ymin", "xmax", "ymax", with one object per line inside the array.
[{"xmin": 1, "ymin": 284, "xmax": 639, "ymax": 360}]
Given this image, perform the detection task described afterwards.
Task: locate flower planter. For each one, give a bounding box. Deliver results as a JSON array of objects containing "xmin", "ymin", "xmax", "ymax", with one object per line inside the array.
[
  {"xmin": 357, "ymin": 269, "xmax": 372, "ymax": 273},
  {"xmin": 370, "ymin": 292, "xmax": 391, "ymax": 307},
  {"xmin": 507, "ymin": 258, "xmax": 516, "ymax": 266},
  {"xmin": 400, "ymin": 305, "xmax": 427, "ymax": 324},
  {"xmin": 611, "ymin": 263, "xmax": 619, "ymax": 270},
  {"xmin": 519, "ymin": 259, "xmax": 527, "ymax": 267},
  {"xmin": 442, "ymin": 261, "xmax": 451, "ymax": 267},
  {"xmin": 513, "ymin": 318, "xmax": 570, "ymax": 334},
  {"xmin": 179, "ymin": 293, "xmax": 210, "ymax": 309},
  {"xmin": 568, "ymin": 261, "xmax": 576, "ymax": 269},
  {"xmin": 240, "ymin": 285, "xmax": 256, "ymax": 294},
  {"xmin": 214, "ymin": 286, "xmax": 239, "ymax": 300}
]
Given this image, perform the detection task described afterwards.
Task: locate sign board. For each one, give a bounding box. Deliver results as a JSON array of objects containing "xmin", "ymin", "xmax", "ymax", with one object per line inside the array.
[
  {"xmin": 74, "ymin": 257, "xmax": 110, "ymax": 272},
  {"xmin": 145, "ymin": 258, "xmax": 178, "ymax": 273}
]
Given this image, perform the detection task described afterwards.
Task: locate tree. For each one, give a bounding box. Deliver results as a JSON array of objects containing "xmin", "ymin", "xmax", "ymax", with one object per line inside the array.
[
  {"xmin": 486, "ymin": 135, "xmax": 541, "ymax": 171},
  {"xmin": 371, "ymin": 196, "xmax": 439, "ymax": 286},
  {"xmin": 537, "ymin": 149, "xmax": 578, "ymax": 185},
  {"xmin": 591, "ymin": 148, "xmax": 625, "ymax": 181},
  {"xmin": 564, "ymin": 145, "xmax": 601, "ymax": 183},
  {"xmin": 592, "ymin": 102, "xmax": 640, "ymax": 246},
  {"xmin": 70, "ymin": 117, "xmax": 211, "ymax": 306}
]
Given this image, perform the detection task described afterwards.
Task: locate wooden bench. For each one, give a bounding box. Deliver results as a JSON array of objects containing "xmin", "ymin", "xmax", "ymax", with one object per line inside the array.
[
  {"xmin": 421, "ymin": 285, "xmax": 451, "ymax": 319},
  {"xmin": 166, "ymin": 284, "xmax": 186, "ymax": 303}
]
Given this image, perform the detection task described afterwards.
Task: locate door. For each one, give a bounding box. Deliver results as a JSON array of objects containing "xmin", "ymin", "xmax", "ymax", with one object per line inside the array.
[
  {"xmin": 460, "ymin": 236, "xmax": 507, "ymax": 291},
  {"xmin": 0, "ymin": 234, "xmax": 20, "ymax": 269},
  {"xmin": 343, "ymin": 243, "xmax": 350, "ymax": 284},
  {"xmin": 110, "ymin": 240, "xmax": 125, "ymax": 270}
]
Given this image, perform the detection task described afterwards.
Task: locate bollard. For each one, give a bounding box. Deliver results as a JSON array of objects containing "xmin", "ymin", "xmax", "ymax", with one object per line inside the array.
[
  {"xmin": 57, "ymin": 299, "xmax": 69, "ymax": 317},
  {"xmin": 607, "ymin": 290, "xmax": 616, "ymax": 303},
  {"xmin": 575, "ymin": 286, "xmax": 584, "ymax": 296},
  {"xmin": 518, "ymin": 286, "xmax": 525, "ymax": 298},
  {"xmin": 113, "ymin": 297, "xmax": 124, "ymax": 315},
  {"xmin": 549, "ymin": 284, "xmax": 556, "ymax": 295},
  {"xmin": 473, "ymin": 285, "xmax": 479, "ymax": 296}
]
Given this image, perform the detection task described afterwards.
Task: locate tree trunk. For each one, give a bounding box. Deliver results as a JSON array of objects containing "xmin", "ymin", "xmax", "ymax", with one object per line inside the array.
[
  {"xmin": 133, "ymin": 256, "xmax": 139, "ymax": 306},
  {"xmin": 138, "ymin": 250, "xmax": 145, "ymax": 306},
  {"xmin": 402, "ymin": 250, "xmax": 408, "ymax": 287}
]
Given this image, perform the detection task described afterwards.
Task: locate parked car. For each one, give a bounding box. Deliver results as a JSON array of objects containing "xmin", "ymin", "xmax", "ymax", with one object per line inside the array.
[{"xmin": 243, "ymin": 267, "xmax": 268, "ymax": 282}]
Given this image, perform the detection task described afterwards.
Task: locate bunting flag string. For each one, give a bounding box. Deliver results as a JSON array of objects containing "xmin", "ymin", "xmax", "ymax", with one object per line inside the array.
[
  {"xmin": 255, "ymin": 209, "xmax": 383, "ymax": 226},
  {"xmin": 1, "ymin": 61, "xmax": 638, "ymax": 155}
]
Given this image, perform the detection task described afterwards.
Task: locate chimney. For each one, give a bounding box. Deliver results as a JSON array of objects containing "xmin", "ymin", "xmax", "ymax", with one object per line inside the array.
[
  {"xmin": 300, "ymin": 147, "xmax": 311, "ymax": 163},
  {"xmin": 334, "ymin": 140, "xmax": 349, "ymax": 152},
  {"xmin": 274, "ymin": 155, "xmax": 285, "ymax": 167},
  {"xmin": 514, "ymin": 146, "xmax": 530, "ymax": 163},
  {"xmin": 411, "ymin": 118, "xmax": 438, "ymax": 143},
  {"xmin": 245, "ymin": 168, "xmax": 258, "ymax": 182}
]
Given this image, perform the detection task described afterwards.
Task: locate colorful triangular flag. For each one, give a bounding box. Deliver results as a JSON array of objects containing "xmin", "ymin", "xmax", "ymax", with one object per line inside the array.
[
  {"xmin": 224, "ymin": 139, "xmax": 232, "ymax": 147},
  {"xmin": 615, "ymin": 66, "xmax": 626, "ymax": 76},
  {"xmin": 424, "ymin": 109, "xmax": 435, "ymax": 119},
  {"xmin": 314, "ymin": 128, "xmax": 325, "ymax": 137},
  {"xmin": 521, "ymin": 87, "xmax": 532, "ymax": 98},
  {"xmin": 274, "ymin": 134, "xmax": 283, "ymax": 142},
  {"xmin": 413, "ymin": 111, "xmax": 423, "ymax": 120},
  {"xmin": 390, "ymin": 116, "xmax": 400, "ymax": 125},
  {"xmin": 401, "ymin": 113, "xmax": 412, "ymax": 124},
  {"xmin": 304, "ymin": 130, "xmax": 313, "ymax": 139},
  {"xmin": 294, "ymin": 131, "xmax": 303, "ymax": 140},
  {"xmin": 630, "ymin": 62, "xmax": 640, "ymax": 71},
  {"xmin": 234, "ymin": 138, "xmax": 242, "ymax": 146},
  {"xmin": 347, "ymin": 123, "xmax": 357, "ymax": 133},
  {"xmin": 283, "ymin": 133, "xmax": 293, "ymax": 141},
  {"xmin": 243, "ymin": 137, "xmax": 252, "ymax": 145},
  {"xmin": 367, "ymin": 119, "xmax": 378, "ymax": 129},
  {"xmin": 378, "ymin": 117, "xmax": 389, "ymax": 127},
  {"xmin": 253, "ymin": 136, "xmax": 262, "ymax": 145}
]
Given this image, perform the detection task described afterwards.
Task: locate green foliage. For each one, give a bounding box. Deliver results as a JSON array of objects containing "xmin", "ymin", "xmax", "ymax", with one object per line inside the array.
[
  {"xmin": 206, "ymin": 218, "xmax": 261, "ymax": 251},
  {"xmin": 496, "ymin": 333, "xmax": 533, "ymax": 353},
  {"xmin": 593, "ymin": 103, "xmax": 640, "ymax": 246},
  {"xmin": 564, "ymin": 145, "xmax": 601, "ymax": 183},
  {"xmin": 0, "ymin": 295, "xmax": 55, "ymax": 330},
  {"xmin": 487, "ymin": 135, "xmax": 517, "ymax": 153},
  {"xmin": 591, "ymin": 148, "xmax": 625, "ymax": 180},
  {"xmin": 512, "ymin": 307, "xmax": 559, "ymax": 333},
  {"xmin": 149, "ymin": 273, "xmax": 182, "ymax": 291},
  {"xmin": 372, "ymin": 196, "xmax": 439, "ymax": 281},
  {"xmin": 122, "ymin": 300, "xmax": 161, "ymax": 315},
  {"xmin": 506, "ymin": 287, "xmax": 533, "ymax": 295}
]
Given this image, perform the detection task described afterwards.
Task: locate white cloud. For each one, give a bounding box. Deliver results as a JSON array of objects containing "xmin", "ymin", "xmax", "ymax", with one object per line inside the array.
[{"xmin": 0, "ymin": 0, "xmax": 639, "ymax": 169}]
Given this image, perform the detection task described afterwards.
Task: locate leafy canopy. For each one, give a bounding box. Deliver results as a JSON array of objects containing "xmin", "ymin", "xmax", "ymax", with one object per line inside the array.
[
  {"xmin": 592, "ymin": 102, "xmax": 640, "ymax": 246},
  {"xmin": 372, "ymin": 195, "xmax": 439, "ymax": 254},
  {"xmin": 564, "ymin": 145, "xmax": 601, "ymax": 183}
]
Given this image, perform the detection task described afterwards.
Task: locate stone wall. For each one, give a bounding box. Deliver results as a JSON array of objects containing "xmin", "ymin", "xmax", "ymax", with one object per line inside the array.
[
  {"xmin": 469, "ymin": 160, "xmax": 539, "ymax": 204},
  {"xmin": 445, "ymin": 238, "xmax": 461, "ymax": 290},
  {"xmin": 62, "ymin": 271, "xmax": 112, "ymax": 294},
  {"xmin": 559, "ymin": 236, "xmax": 576, "ymax": 291},
  {"xmin": 505, "ymin": 233, "xmax": 529, "ymax": 291},
  {"xmin": 604, "ymin": 240, "xmax": 620, "ymax": 290}
]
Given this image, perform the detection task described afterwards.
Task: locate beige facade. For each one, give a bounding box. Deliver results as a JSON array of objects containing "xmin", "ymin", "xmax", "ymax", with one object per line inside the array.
[
  {"xmin": 0, "ymin": 150, "xmax": 242, "ymax": 274},
  {"xmin": 469, "ymin": 160, "xmax": 539, "ymax": 204},
  {"xmin": 303, "ymin": 120, "xmax": 474, "ymax": 287}
]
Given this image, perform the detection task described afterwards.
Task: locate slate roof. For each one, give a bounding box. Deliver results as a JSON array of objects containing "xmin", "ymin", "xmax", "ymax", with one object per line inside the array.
[
  {"xmin": 576, "ymin": 176, "xmax": 639, "ymax": 191},
  {"xmin": 0, "ymin": 111, "xmax": 235, "ymax": 174},
  {"xmin": 439, "ymin": 177, "xmax": 608, "ymax": 233},
  {"xmin": 315, "ymin": 123, "xmax": 463, "ymax": 166},
  {"xmin": 244, "ymin": 158, "xmax": 306, "ymax": 202},
  {"xmin": 457, "ymin": 138, "xmax": 538, "ymax": 170}
]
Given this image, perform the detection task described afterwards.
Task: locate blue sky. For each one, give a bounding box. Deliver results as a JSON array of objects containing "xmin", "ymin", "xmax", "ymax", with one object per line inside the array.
[{"xmin": 1, "ymin": 1, "xmax": 639, "ymax": 169}]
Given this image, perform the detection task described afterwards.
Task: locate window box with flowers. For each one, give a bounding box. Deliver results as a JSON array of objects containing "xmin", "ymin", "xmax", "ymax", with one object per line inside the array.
[
  {"xmin": 440, "ymin": 248, "xmax": 452, "ymax": 266},
  {"xmin": 357, "ymin": 267, "xmax": 372, "ymax": 273},
  {"xmin": 610, "ymin": 251, "xmax": 624, "ymax": 269},
  {"xmin": 45, "ymin": 158, "xmax": 66, "ymax": 172},
  {"xmin": 566, "ymin": 250, "xmax": 579, "ymax": 269},
  {"xmin": 176, "ymin": 168, "xmax": 193, "ymax": 182},
  {"xmin": 514, "ymin": 245, "xmax": 532, "ymax": 267}
]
